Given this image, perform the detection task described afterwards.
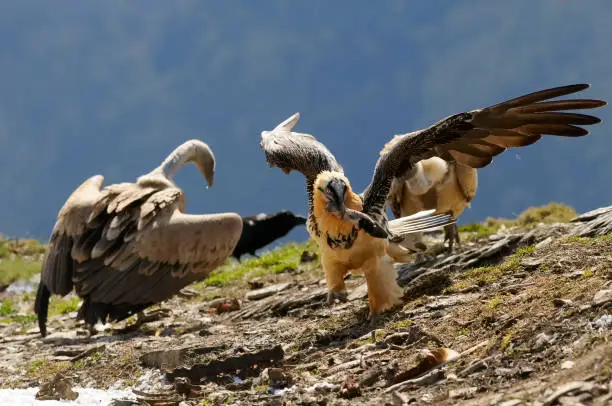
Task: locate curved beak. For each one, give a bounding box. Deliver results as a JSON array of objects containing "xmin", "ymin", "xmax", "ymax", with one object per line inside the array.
[
  {"xmin": 326, "ymin": 179, "xmax": 347, "ymax": 217},
  {"xmin": 205, "ymin": 173, "xmax": 214, "ymax": 188}
]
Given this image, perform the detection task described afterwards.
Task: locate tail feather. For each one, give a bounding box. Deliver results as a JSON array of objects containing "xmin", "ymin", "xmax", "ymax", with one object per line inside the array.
[{"xmin": 34, "ymin": 283, "xmax": 51, "ymax": 337}]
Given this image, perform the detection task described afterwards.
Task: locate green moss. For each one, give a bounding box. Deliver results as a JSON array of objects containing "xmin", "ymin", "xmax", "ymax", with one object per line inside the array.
[
  {"xmin": 516, "ymin": 203, "xmax": 576, "ymax": 226},
  {"xmin": 24, "ymin": 358, "xmax": 71, "ymax": 380},
  {"xmin": 458, "ymin": 223, "xmax": 498, "ymax": 239},
  {"xmin": 459, "ymin": 203, "xmax": 577, "ymax": 242},
  {"xmin": 564, "ymin": 233, "xmax": 612, "ymax": 246},
  {"xmin": 0, "ymin": 299, "xmax": 17, "ymax": 316},
  {"xmin": 200, "ymin": 241, "xmax": 318, "ymax": 288},
  {"xmin": 454, "ymin": 245, "xmax": 535, "ymax": 288},
  {"xmin": 485, "ymin": 294, "xmax": 511, "ymax": 309},
  {"xmin": 387, "ymin": 318, "xmax": 413, "ymax": 331},
  {"xmin": 1, "ymin": 314, "xmax": 37, "ymax": 324},
  {"xmin": 49, "ymin": 296, "xmax": 81, "ymax": 316},
  {"xmin": 73, "ymin": 351, "xmax": 103, "ymax": 370},
  {"xmin": 500, "ymin": 328, "xmax": 520, "ymax": 353},
  {"xmin": 582, "ymin": 268, "xmax": 594, "ymax": 279}
]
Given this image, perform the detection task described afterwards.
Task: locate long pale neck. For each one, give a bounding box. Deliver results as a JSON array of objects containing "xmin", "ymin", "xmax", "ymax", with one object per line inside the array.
[{"xmin": 158, "ymin": 141, "xmax": 199, "ymax": 180}]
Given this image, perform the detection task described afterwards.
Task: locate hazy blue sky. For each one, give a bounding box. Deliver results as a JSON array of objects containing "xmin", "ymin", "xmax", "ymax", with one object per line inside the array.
[{"xmin": 0, "ymin": 1, "xmax": 611, "ymax": 246}]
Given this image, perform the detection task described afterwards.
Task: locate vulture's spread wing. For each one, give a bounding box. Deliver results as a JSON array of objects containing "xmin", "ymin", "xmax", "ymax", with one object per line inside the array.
[
  {"xmin": 72, "ymin": 186, "xmax": 242, "ymax": 306},
  {"xmin": 362, "ymin": 83, "xmax": 606, "ymax": 221}
]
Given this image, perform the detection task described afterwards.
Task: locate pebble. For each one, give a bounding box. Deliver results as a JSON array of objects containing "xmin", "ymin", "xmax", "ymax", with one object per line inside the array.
[
  {"xmin": 593, "ymin": 289, "xmax": 612, "ymax": 306},
  {"xmin": 246, "ymin": 282, "xmax": 292, "ymax": 301}
]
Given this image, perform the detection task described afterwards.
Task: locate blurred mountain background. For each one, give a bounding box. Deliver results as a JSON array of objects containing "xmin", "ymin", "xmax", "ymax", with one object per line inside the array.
[{"xmin": 1, "ymin": 0, "xmax": 611, "ymax": 246}]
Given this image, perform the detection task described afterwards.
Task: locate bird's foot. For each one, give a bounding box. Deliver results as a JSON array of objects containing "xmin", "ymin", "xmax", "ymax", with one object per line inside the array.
[
  {"xmin": 368, "ymin": 314, "xmax": 382, "ymax": 328},
  {"xmin": 326, "ymin": 290, "xmax": 348, "ymax": 305},
  {"xmin": 85, "ymin": 324, "xmax": 97, "ymax": 338},
  {"xmin": 139, "ymin": 308, "xmax": 172, "ymax": 323}
]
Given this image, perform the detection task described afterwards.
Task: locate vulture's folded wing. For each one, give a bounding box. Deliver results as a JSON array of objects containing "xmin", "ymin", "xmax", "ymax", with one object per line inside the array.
[
  {"xmin": 260, "ymin": 112, "xmax": 343, "ymax": 236},
  {"xmin": 362, "ymin": 83, "xmax": 606, "ymax": 220},
  {"xmin": 40, "ymin": 175, "xmax": 106, "ymax": 295},
  {"xmin": 71, "ymin": 187, "xmax": 242, "ymax": 308}
]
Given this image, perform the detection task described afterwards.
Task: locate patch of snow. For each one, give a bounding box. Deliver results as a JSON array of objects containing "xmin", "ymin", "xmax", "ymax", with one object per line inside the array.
[
  {"xmin": 134, "ymin": 369, "xmax": 170, "ymax": 392},
  {"xmin": 0, "ymin": 387, "xmax": 135, "ymax": 406},
  {"xmin": 593, "ymin": 314, "xmax": 612, "ymax": 332}
]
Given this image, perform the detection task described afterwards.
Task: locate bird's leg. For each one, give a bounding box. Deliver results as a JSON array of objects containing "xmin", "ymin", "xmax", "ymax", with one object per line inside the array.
[
  {"xmin": 133, "ymin": 311, "xmax": 146, "ymax": 328},
  {"xmin": 322, "ymin": 255, "xmax": 349, "ymax": 306},
  {"xmin": 86, "ymin": 323, "xmax": 97, "ymax": 337},
  {"xmin": 363, "ymin": 256, "xmax": 403, "ymax": 321},
  {"xmin": 444, "ymin": 223, "xmax": 460, "ymax": 253}
]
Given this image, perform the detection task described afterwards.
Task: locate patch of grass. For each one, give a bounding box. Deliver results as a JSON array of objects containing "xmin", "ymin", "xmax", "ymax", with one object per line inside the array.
[
  {"xmin": 73, "ymin": 351, "xmax": 103, "ymax": 370},
  {"xmin": 459, "ymin": 203, "xmax": 577, "ymax": 242},
  {"xmin": 0, "ymin": 258, "xmax": 42, "ymax": 286},
  {"xmin": 516, "ymin": 203, "xmax": 576, "ymax": 226},
  {"xmin": 49, "ymin": 296, "xmax": 81, "ymax": 316},
  {"xmin": 201, "ymin": 241, "xmax": 318, "ymax": 288},
  {"xmin": 25, "ymin": 358, "xmax": 71, "ymax": 381},
  {"xmin": 387, "ymin": 318, "xmax": 413, "ymax": 331},
  {"xmin": 582, "ymin": 268, "xmax": 594, "ymax": 279},
  {"xmin": 454, "ymin": 245, "xmax": 536, "ymax": 288},
  {"xmin": 458, "ymin": 223, "xmax": 498, "ymax": 239},
  {"xmin": 500, "ymin": 328, "xmax": 520, "ymax": 353},
  {"xmin": 1, "ymin": 314, "xmax": 37, "ymax": 324},
  {"xmin": 564, "ymin": 233, "xmax": 612, "ymax": 246},
  {"xmin": 0, "ymin": 299, "xmax": 17, "ymax": 316},
  {"xmin": 485, "ymin": 294, "xmax": 512, "ymax": 310},
  {"xmin": 0, "ymin": 238, "xmax": 46, "ymax": 258}
]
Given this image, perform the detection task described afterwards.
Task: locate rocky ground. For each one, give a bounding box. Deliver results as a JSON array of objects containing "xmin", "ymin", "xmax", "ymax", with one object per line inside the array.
[{"xmin": 0, "ymin": 204, "xmax": 611, "ymax": 406}]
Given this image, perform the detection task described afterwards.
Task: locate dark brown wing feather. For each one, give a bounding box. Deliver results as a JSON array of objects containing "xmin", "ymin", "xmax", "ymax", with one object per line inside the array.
[{"xmin": 362, "ymin": 83, "xmax": 606, "ymax": 220}]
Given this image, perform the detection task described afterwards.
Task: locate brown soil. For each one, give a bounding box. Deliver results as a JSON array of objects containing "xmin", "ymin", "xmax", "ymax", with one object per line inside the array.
[{"xmin": 1, "ymin": 213, "xmax": 611, "ymax": 406}]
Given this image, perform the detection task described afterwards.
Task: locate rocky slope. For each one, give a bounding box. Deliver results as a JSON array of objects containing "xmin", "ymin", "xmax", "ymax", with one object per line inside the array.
[{"xmin": 0, "ymin": 204, "xmax": 611, "ymax": 405}]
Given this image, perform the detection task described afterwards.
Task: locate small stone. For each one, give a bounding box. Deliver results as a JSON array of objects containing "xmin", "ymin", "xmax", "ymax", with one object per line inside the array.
[
  {"xmin": 347, "ymin": 283, "xmax": 368, "ymax": 301},
  {"xmin": 207, "ymin": 297, "xmax": 240, "ymax": 313},
  {"xmin": 497, "ymin": 400, "xmax": 523, "ymax": 406},
  {"xmin": 448, "ymin": 386, "xmax": 478, "ymax": 399},
  {"xmin": 553, "ymin": 298, "xmax": 572, "ymax": 307},
  {"xmin": 246, "ymin": 282, "xmax": 292, "ymax": 300},
  {"xmin": 535, "ymin": 237, "xmax": 553, "ymax": 249},
  {"xmin": 520, "ymin": 257, "xmax": 545, "ymax": 270},
  {"xmin": 593, "ymin": 289, "xmax": 612, "ymax": 306},
  {"xmin": 248, "ymin": 279, "xmax": 264, "ymax": 290},
  {"xmin": 560, "ymin": 360, "xmax": 575, "ymax": 370},
  {"xmin": 261, "ymin": 367, "xmax": 291, "ymax": 388},
  {"xmin": 533, "ymin": 332, "xmax": 555, "ymax": 350},
  {"xmin": 339, "ymin": 377, "xmax": 361, "ymax": 399}
]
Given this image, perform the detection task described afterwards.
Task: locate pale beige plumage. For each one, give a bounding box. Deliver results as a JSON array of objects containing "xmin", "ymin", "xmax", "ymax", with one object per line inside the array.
[
  {"xmin": 382, "ymin": 146, "xmax": 478, "ymax": 254},
  {"xmin": 35, "ymin": 140, "xmax": 242, "ymax": 336}
]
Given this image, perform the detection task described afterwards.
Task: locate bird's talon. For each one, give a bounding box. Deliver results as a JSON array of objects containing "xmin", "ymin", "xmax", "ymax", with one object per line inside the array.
[{"xmin": 326, "ymin": 290, "xmax": 348, "ymax": 305}]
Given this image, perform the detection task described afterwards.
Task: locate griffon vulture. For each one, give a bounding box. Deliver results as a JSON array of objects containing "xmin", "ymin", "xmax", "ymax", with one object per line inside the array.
[
  {"xmin": 34, "ymin": 140, "xmax": 243, "ymax": 337},
  {"xmin": 260, "ymin": 83, "xmax": 605, "ymax": 319},
  {"xmin": 232, "ymin": 210, "xmax": 307, "ymax": 260},
  {"xmin": 382, "ymin": 155, "xmax": 477, "ymax": 255}
]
